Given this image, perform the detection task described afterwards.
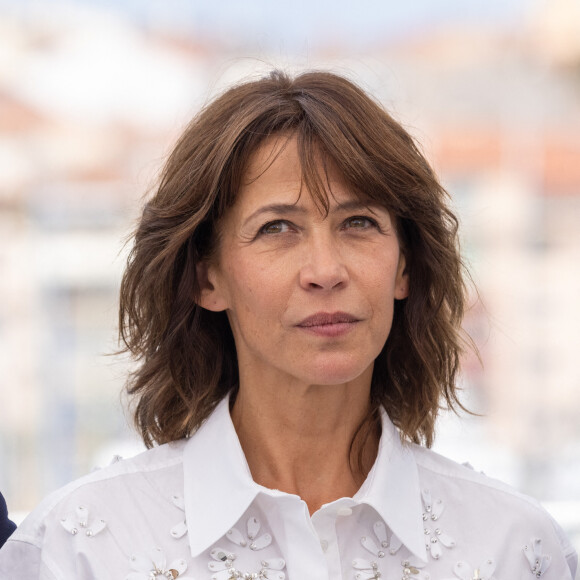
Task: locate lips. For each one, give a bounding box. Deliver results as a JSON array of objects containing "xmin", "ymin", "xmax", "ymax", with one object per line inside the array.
[
  {"xmin": 295, "ymin": 312, "xmax": 360, "ymax": 338},
  {"xmin": 296, "ymin": 312, "xmax": 359, "ymax": 327}
]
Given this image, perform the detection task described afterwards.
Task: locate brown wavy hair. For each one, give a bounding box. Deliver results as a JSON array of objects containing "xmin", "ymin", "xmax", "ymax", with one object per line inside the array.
[{"xmin": 119, "ymin": 69, "xmax": 470, "ymax": 449}]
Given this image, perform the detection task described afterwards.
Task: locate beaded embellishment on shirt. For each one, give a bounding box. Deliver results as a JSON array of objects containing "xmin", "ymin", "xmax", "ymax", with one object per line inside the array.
[
  {"xmin": 60, "ymin": 505, "xmax": 107, "ymax": 538},
  {"xmin": 353, "ymin": 520, "xmax": 429, "ymax": 580},
  {"xmin": 421, "ymin": 489, "xmax": 456, "ymax": 560},
  {"xmin": 170, "ymin": 494, "xmax": 188, "ymax": 539},
  {"xmin": 446, "ymin": 558, "xmax": 496, "ymax": 580},
  {"xmin": 523, "ymin": 538, "xmax": 552, "ymax": 577},
  {"xmin": 207, "ymin": 516, "xmax": 286, "ymax": 580},
  {"xmin": 353, "ymin": 557, "xmax": 429, "ymax": 580},
  {"xmin": 126, "ymin": 547, "xmax": 194, "ymax": 580}
]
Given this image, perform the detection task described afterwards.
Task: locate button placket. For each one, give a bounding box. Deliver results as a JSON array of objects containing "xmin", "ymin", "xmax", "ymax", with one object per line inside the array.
[{"xmin": 311, "ymin": 504, "xmax": 344, "ymax": 578}]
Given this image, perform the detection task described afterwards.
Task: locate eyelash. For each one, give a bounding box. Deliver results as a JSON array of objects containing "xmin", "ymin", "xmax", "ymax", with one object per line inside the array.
[
  {"xmin": 342, "ymin": 216, "xmax": 379, "ymax": 230},
  {"xmin": 258, "ymin": 220, "xmax": 293, "ymax": 235},
  {"xmin": 257, "ymin": 216, "xmax": 380, "ymax": 237}
]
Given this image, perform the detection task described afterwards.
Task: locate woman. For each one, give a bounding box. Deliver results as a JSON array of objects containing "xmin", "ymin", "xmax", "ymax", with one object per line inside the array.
[{"xmin": 0, "ymin": 70, "xmax": 576, "ymax": 579}]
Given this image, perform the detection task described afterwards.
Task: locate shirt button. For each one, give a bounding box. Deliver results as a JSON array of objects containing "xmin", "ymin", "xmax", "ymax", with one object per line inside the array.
[
  {"xmin": 337, "ymin": 507, "xmax": 353, "ymax": 516},
  {"xmin": 320, "ymin": 539, "xmax": 329, "ymax": 552}
]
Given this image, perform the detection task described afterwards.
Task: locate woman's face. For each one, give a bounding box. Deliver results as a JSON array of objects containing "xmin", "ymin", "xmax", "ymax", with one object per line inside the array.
[{"xmin": 199, "ymin": 135, "xmax": 408, "ymax": 389}]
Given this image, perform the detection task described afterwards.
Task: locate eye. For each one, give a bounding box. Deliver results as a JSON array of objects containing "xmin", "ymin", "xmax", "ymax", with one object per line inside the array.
[
  {"xmin": 343, "ymin": 216, "xmax": 377, "ymax": 230},
  {"xmin": 259, "ymin": 220, "xmax": 292, "ymax": 235}
]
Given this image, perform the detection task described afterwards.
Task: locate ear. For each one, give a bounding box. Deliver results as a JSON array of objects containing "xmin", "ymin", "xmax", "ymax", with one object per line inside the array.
[
  {"xmin": 394, "ymin": 252, "xmax": 409, "ymax": 300},
  {"xmin": 196, "ymin": 261, "xmax": 229, "ymax": 312}
]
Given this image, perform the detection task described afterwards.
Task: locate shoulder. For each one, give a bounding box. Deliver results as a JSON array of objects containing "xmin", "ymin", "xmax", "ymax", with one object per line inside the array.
[
  {"xmin": 7, "ymin": 439, "xmax": 186, "ymax": 549},
  {"xmin": 411, "ymin": 442, "xmax": 554, "ymax": 521},
  {"xmin": 0, "ymin": 440, "xmax": 188, "ymax": 577},
  {"xmin": 411, "ymin": 442, "xmax": 544, "ymax": 510},
  {"xmin": 409, "ymin": 443, "xmax": 578, "ymax": 575}
]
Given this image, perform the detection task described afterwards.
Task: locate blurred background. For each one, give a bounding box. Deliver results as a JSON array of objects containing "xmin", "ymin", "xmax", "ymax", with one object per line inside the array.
[{"xmin": 1, "ymin": 0, "xmax": 579, "ymax": 559}]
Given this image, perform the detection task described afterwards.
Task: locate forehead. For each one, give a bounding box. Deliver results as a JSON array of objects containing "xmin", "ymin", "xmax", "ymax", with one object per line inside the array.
[
  {"xmin": 238, "ymin": 134, "xmax": 352, "ymax": 210},
  {"xmin": 243, "ymin": 134, "xmax": 304, "ymax": 187}
]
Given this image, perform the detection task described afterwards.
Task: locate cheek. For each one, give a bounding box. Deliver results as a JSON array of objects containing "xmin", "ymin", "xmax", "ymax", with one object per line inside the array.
[
  {"xmin": 228, "ymin": 258, "xmax": 287, "ymax": 317},
  {"xmin": 360, "ymin": 265, "xmax": 402, "ymax": 328},
  {"xmin": 358, "ymin": 248, "xmax": 402, "ymax": 291}
]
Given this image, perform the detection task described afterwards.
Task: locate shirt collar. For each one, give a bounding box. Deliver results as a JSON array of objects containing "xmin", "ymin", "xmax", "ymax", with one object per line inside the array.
[
  {"xmin": 354, "ymin": 408, "xmax": 427, "ymax": 563},
  {"xmin": 183, "ymin": 395, "xmax": 261, "ymax": 558},
  {"xmin": 183, "ymin": 397, "xmax": 427, "ymax": 563}
]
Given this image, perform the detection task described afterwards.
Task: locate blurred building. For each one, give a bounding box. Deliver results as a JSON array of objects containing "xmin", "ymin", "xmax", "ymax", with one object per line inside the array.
[
  {"xmin": 0, "ymin": 2, "xmax": 579, "ymax": 536},
  {"xmin": 0, "ymin": 7, "xmax": 212, "ymax": 507}
]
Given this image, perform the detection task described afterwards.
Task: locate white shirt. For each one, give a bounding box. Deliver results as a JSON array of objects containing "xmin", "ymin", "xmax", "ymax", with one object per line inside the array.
[{"xmin": 0, "ymin": 396, "xmax": 576, "ymax": 579}]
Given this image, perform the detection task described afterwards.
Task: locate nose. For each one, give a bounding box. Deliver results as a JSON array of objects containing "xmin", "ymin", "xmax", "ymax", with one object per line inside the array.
[{"xmin": 298, "ymin": 233, "xmax": 349, "ymax": 291}]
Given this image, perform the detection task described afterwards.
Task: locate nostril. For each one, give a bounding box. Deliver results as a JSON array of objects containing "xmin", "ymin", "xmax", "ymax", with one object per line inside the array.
[
  {"xmin": 298, "ymin": 248, "xmax": 349, "ymax": 290},
  {"xmin": 301, "ymin": 271, "xmax": 347, "ymax": 291},
  {"xmin": 308, "ymin": 281, "xmax": 325, "ymax": 290}
]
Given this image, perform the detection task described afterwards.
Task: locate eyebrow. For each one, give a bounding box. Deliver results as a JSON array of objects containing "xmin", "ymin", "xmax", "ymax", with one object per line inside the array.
[{"xmin": 243, "ymin": 200, "xmax": 379, "ymax": 226}]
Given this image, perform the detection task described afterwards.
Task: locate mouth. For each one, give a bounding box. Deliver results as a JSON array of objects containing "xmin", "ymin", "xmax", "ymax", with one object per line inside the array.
[
  {"xmin": 296, "ymin": 312, "xmax": 360, "ymax": 334},
  {"xmin": 297, "ymin": 311, "xmax": 359, "ymax": 327}
]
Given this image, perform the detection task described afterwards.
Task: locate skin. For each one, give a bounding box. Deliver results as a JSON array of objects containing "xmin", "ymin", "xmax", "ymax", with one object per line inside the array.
[{"xmin": 199, "ymin": 135, "xmax": 408, "ymax": 514}]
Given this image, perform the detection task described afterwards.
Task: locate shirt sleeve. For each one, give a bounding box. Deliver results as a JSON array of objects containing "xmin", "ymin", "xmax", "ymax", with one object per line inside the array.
[
  {"xmin": 566, "ymin": 549, "xmax": 578, "ymax": 580},
  {"xmin": 552, "ymin": 514, "xmax": 578, "ymax": 580},
  {"xmin": 0, "ymin": 538, "xmax": 60, "ymax": 580}
]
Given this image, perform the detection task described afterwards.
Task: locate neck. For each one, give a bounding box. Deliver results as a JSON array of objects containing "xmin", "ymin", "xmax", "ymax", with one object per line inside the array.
[{"xmin": 230, "ymin": 368, "xmax": 380, "ymax": 514}]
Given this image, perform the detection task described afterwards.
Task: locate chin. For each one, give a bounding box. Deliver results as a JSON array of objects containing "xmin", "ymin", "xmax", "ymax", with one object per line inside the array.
[{"xmin": 305, "ymin": 359, "xmax": 372, "ymax": 386}]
